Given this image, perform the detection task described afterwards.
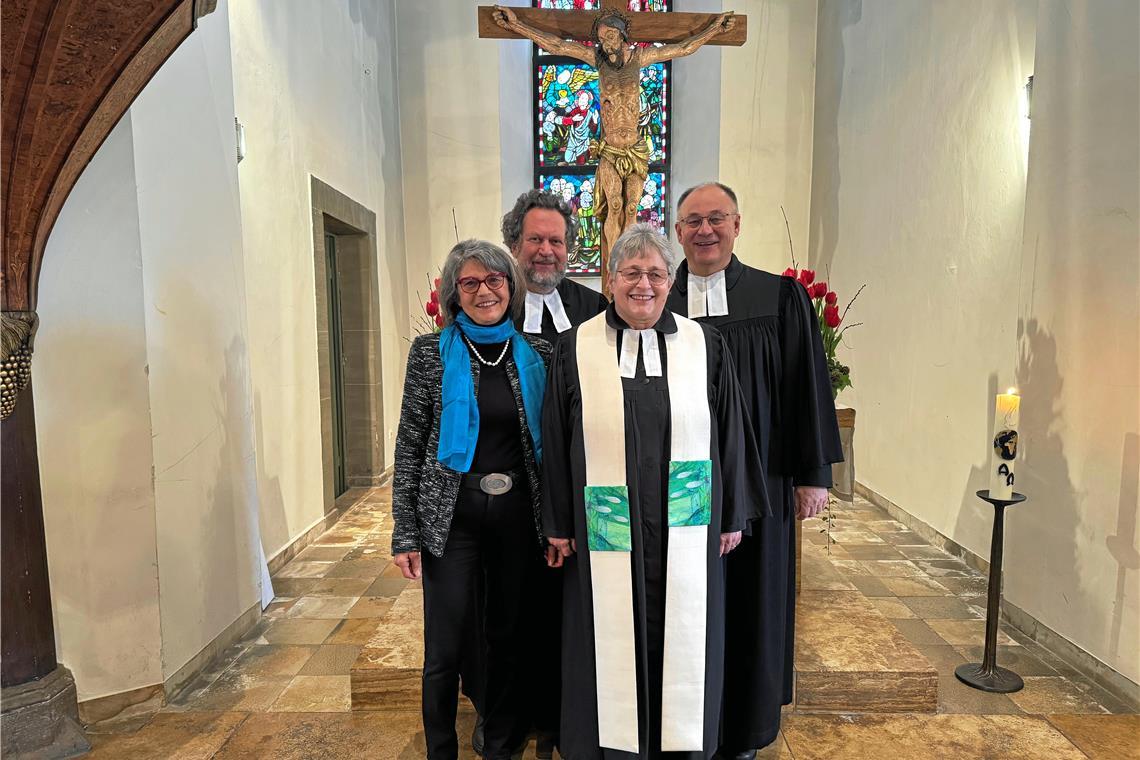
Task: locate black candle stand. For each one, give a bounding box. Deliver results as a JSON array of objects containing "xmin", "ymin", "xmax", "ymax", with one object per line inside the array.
[{"xmin": 954, "ymin": 489, "xmax": 1026, "ymax": 693}]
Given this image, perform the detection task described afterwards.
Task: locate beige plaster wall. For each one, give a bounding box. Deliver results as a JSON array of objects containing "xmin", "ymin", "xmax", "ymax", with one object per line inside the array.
[
  {"xmin": 129, "ymin": 4, "xmax": 263, "ymax": 681},
  {"xmin": 719, "ymin": 0, "xmax": 818, "ymax": 273},
  {"xmin": 1007, "ymin": 0, "xmax": 1139, "ymax": 684},
  {"xmin": 809, "ymin": 0, "xmax": 1138, "ymax": 684},
  {"xmin": 37, "ymin": 118, "xmax": 165, "ymax": 702},
  {"xmin": 228, "ymin": 0, "xmax": 409, "ymax": 557}
]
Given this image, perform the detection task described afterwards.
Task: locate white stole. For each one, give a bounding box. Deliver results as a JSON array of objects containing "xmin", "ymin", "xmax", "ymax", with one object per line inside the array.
[
  {"xmin": 687, "ymin": 269, "xmax": 729, "ymax": 318},
  {"xmin": 576, "ymin": 312, "xmax": 712, "ymax": 753},
  {"xmin": 524, "ymin": 289, "xmax": 572, "ymax": 334}
]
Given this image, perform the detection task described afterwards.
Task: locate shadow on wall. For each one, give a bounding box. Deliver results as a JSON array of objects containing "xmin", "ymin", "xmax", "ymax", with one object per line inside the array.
[
  {"xmin": 808, "ymin": 0, "xmax": 861, "ymax": 277},
  {"xmin": 1106, "ymin": 432, "xmax": 1139, "ymax": 662},
  {"xmin": 253, "ymin": 390, "xmax": 286, "ymax": 586}
]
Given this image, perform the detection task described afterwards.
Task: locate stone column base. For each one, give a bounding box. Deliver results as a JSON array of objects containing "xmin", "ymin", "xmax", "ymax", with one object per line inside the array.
[{"xmin": 1, "ymin": 666, "xmax": 89, "ymax": 759}]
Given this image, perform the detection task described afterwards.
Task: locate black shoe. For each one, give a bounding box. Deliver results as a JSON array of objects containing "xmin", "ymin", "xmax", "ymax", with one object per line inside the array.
[
  {"xmin": 536, "ymin": 731, "xmax": 557, "ymax": 759},
  {"xmin": 715, "ymin": 752, "xmax": 756, "ymax": 760},
  {"xmin": 472, "ymin": 714, "xmax": 485, "ymax": 756}
]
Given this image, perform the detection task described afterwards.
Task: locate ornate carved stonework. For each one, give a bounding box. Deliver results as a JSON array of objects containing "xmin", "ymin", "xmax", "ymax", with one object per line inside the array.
[{"xmin": 0, "ymin": 312, "xmax": 37, "ymax": 420}]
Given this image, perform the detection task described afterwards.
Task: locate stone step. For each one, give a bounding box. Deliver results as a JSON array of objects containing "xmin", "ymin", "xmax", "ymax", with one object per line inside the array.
[
  {"xmin": 793, "ymin": 547, "xmax": 939, "ymax": 713},
  {"xmin": 351, "ymin": 585, "xmax": 423, "ymax": 711}
]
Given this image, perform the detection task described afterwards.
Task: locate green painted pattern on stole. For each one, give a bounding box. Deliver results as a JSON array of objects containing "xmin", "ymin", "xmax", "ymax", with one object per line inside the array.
[
  {"xmin": 667, "ymin": 460, "xmax": 712, "ymax": 527},
  {"xmin": 585, "ymin": 485, "xmax": 632, "ymax": 551}
]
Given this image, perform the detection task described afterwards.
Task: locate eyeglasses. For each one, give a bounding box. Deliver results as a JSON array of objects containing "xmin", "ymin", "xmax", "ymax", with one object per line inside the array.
[
  {"xmin": 457, "ymin": 272, "xmax": 508, "ymax": 293},
  {"xmin": 616, "ymin": 268, "xmax": 670, "ymax": 286},
  {"xmin": 679, "ymin": 212, "xmax": 739, "ymax": 230}
]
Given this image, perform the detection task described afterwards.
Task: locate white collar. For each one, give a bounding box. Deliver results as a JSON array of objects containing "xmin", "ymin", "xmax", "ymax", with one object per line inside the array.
[
  {"xmin": 687, "ymin": 268, "xmax": 729, "ymax": 318},
  {"xmin": 619, "ymin": 328, "xmax": 662, "ymax": 378},
  {"xmin": 523, "ymin": 289, "xmax": 572, "ymax": 334}
]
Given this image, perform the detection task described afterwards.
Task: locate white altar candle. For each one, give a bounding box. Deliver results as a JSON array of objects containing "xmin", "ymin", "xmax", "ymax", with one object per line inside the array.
[{"xmin": 989, "ymin": 390, "xmax": 1020, "ymax": 500}]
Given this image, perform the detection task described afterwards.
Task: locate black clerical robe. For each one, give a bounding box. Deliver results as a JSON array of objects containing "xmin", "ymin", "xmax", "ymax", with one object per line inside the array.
[
  {"xmin": 666, "ymin": 255, "xmax": 843, "ymax": 751},
  {"xmin": 541, "ymin": 306, "xmax": 768, "ymax": 760},
  {"xmin": 515, "ymin": 277, "xmax": 609, "ymax": 345}
]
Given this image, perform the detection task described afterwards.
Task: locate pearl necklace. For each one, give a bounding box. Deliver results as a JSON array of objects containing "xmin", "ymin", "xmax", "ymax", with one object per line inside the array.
[{"xmin": 463, "ymin": 335, "xmax": 511, "ymax": 367}]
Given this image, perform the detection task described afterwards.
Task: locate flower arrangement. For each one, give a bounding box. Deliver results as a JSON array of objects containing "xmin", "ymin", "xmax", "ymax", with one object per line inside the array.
[
  {"xmin": 781, "ymin": 266, "xmax": 864, "ymax": 398},
  {"xmin": 415, "ymin": 276, "xmax": 445, "ymax": 335}
]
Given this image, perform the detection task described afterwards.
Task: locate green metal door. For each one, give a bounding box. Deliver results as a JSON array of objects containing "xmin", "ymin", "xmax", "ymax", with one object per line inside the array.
[{"xmin": 325, "ymin": 233, "xmax": 348, "ymax": 497}]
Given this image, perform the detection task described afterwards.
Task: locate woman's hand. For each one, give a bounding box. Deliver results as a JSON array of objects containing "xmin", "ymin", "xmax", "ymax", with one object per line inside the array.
[
  {"xmin": 394, "ymin": 551, "xmax": 422, "ymax": 580},
  {"xmin": 719, "ymin": 531, "xmax": 742, "ymax": 556},
  {"xmin": 547, "ymin": 537, "xmax": 576, "ymax": 567}
]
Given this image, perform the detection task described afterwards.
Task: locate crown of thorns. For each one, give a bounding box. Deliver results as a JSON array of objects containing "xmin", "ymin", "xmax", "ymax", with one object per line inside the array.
[{"xmin": 592, "ymin": 10, "xmax": 631, "ymax": 42}]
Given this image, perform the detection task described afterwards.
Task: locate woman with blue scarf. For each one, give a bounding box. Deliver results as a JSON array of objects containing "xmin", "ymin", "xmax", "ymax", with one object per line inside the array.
[{"xmin": 392, "ymin": 239, "xmax": 552, "ymax": 760}]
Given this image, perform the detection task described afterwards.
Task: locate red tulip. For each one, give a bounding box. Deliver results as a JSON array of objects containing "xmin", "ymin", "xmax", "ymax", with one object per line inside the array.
[
  {"xmin": 799, "ymin": 269, "xmax": 816, "ymax": 286},
  {"xmin": 825, "ymin": 291, "xmax": 838, "ymax": 305},
  {"xmin": 434, "ymin": 277, "xmax": 442, "ymax": 289},
  {"xmin": 782, "ymin": 267, "xmax": 797, "ymax": 278},
  {"xmin": 430, "ymin": 289, "xmax": 439, "ymax": 304},
  {"xmin": 824, "ymin": 304, "xmax": 841, "ymax": 328},
  {"xmin": 425, "ymin": 300, "xmax": 439, "ymax": 316},
  {"xmin": 434, "ymin": 313, "xmax": 445, "ymax": 328},
  {"xmin": 812, "ymin": 282, "xmax": 829, "ymax": 298}
]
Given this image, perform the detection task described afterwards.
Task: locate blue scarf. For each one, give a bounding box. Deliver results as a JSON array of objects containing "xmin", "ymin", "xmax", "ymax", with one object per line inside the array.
[{"xmin": 437, "ymin": 312, "xmax": 546, "ymax": 472}]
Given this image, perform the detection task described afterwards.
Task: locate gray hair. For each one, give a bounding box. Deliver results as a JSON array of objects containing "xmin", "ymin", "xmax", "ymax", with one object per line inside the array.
[
  {"xmin": 676, "ymin": 182, "xmax": 739, "ymax": 214},
  {"xmin": 500, "ymin": 188, "xmax": 579, "ymax": 256},
  {"xmin": 608, "ymin": 223, "xmax": 678, "ymax": 278},
  {"xmin": 438, "ymin": 239, "xmax": 526, "ymax": 326}
]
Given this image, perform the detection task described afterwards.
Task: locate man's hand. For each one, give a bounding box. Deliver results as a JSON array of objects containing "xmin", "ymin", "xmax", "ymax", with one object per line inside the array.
[
  {"xmin": 795, "ymin": 486, "xmax": 828, "ymax": 520},
  {"xmin": 714, "ymin": 11, "xmax": 736, "ymax": 33},
  {"xmin": 720, "ymin": 530, "xmax": 743, "ymax": 556},
  {"xmin": 547, "ymin": 537, "xmax": 576, "ymax": 567},
  {"xmin": 493, "ymin": 5, "xmax": 518, "ymax": 30},
  {"xmin": 394, "ymin": 551, "xmax": 422, "ymax": 580}
]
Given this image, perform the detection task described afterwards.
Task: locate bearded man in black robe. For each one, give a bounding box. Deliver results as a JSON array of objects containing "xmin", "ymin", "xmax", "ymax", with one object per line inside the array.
[{"xmin": 666, "ymin": 182, "xmax": 843, "ymax": 759}]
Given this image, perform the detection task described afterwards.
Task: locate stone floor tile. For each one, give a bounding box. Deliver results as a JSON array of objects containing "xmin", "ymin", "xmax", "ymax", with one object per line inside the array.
[
  {"xmin": 848, "ymin": 576, "xmax": 895, "ymax": 597},
  {"xmin": 296, "ymin": 546, "xmax": 353, "ymax": 562},
  {"xmin": 937, "ymin": 674, "xmax": 1025, "ymax": 714},
  {"xmin": 271, "ymin": 577, "xmax": 319, "ymax": 597},
  {"xmin": 926, "ymin": 619, "xmax": 1018, "ymax": 647},
  {"xmin": 1046, "ymin": 714, "xmax": 1140, "ymax": 758},
  {"xmin": 896, "ymin": 545, "xmax": 953, "ymax": 560},
  {"xmin": 346, "ymin": 596, "xmax": 396, "ymax": 619},
  {"xmin": 828, "ymin": 559, "xmax": 874, "ymax": 576},
  {"xmin": 365, "ymin": 576, "xmax": 411, "ymax": 598},
  {"xmin": 865, "ymin": 519, "xmax": 909, "ymax": 533},
  {"xmin": 858, "ymin": 560, "xmax": 925, "ymax": 577},
  {"xmin": 324, "ymin": 559, "xmax": 387, "ymax": 579},
  {"xmin": 285, "ymin": 596, "xmax": 361, "ymax": 619},
  {"xmin": 881, "ymin": 576, "xmax": 951, "ymax": 596},
  {"xmin": 899, "ymin": 596, "xmax": 983, "ymax": 620},
  {"xmin": 781, "ymin": 714, "xmax": 1087, "ymax": 759},
  {"xmin": 842, "ymin": 544, "xmax": 906, "ymax": 560},
  {"xmin": 881, "ymin": 531, "xmax": 928, "ymax": 545},
  {"xmin": 890, "ymin": 619, "xmax": 949, "ymax": 646},
  {"xmin": 326, "ymin": 618, "xmax": 384, "ymax": 645},
  {"xmin": 756, "ymin": 732, "xmax": 794, "ymax": 758},
  {"xmin": 933, "ymin": 576, "xmax": 989, "ymax": 596},
  {"xmin": 86, "ymin": 711, "xmax": 248, "ymax": 759},
  {"xmin": 910, "ymin": 643, "xmax": 967, "ymax": 672},
  {"xmin": 269, "ymin": 676, "xmax": 352, "ymax": 712},
  {"xmin": 304, "ymin": 577, "xmax": 374, "ymax": 597},
  {"xmin": 952, "ymin": 645, "xmax": 1060, "ymax": 677},
  {"xmin": 1007, "ymin": 676, "xmax": 1110, "ymax": 715},
  {"xmin": 299, "ymin": 645, "xmax": 364, "ymax": 676},
  {"xmin": 227, "ymin": 644, "xmax": 318, "ymax": 677},
  {"xmin": 174, "ymin": 672, "xmax": 292, "ymax": 712},
  {"xmin": 212, "ymin": 712, "xmax": 425, "ymax": 759},
  {"xmin": 867, "ymin": 597, "xmax": 916, "ymax": 619},
  {"xmin": 257, "ymin": 618, "xmax": 340, "ymax": 646},
  {"xmin": 913, "ymin": 559, "xmax": 976, "ymax": 578},
  {"xmin": 276, "ymin": 560, "xmax": 335, "ymax": 579}
]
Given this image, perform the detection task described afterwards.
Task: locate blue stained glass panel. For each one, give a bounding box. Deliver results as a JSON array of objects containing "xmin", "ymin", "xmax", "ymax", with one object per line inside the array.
[
  {"xmin": 639, "ymin": 63, "xmax": 668, "ymax": 163},
  {"xmin": 537, "ymin": 64, "xmax": 602, "ymax": 167},
  {"xmin": 537, "ymin": 0, "xmax": 599, "ymax": 8},
  {"xmin": 541, "ymin": 172, "xmax": 667, "ymax": 275}
]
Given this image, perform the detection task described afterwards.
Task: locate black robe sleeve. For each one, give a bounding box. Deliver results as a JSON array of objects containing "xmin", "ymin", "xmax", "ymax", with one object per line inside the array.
[
  {"xmin": 708, "ymin": 325, "xmax": 772, "ymax": 532},
  {"xmin": 540, "ymin": 334, "xmax": 576, "ymax": 540},
  {"xmin": 778, "ymin": 278, "xmax": 843, "ymax": 487}
]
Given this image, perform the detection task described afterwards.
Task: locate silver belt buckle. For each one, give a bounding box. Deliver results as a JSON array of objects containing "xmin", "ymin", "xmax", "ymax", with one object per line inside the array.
[{"xmin": 479, "ymin": 473, "xmax": 513, "ymax": 495}]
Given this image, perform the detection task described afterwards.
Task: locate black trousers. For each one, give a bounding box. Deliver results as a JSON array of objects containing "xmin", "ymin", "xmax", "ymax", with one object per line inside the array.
[{"xmin": 422, "ymin": 484, "xmax": 535, "ymax": 760}]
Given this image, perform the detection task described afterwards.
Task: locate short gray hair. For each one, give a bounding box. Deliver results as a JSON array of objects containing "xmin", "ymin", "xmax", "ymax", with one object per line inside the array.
[
  {"xmin": 608, "ymin": 223, "xmax": 678, "ymax": 278},
  {"xmin": 438, "ymin": 239, "xmax": 526, "ymax": 326},
  {"xmin": 500, "ymin": 188, "xmax": 579, "ymax": 256}
]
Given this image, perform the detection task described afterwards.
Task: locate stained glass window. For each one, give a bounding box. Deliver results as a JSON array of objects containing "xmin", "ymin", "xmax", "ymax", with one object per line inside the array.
[{"xmin": 533, "ymin": 0, "xmax": 672, "ymax": 275}]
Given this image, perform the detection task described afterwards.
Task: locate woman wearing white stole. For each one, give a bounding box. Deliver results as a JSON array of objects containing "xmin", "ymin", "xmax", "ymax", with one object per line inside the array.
[{"xmin": 541, "ymin": 224, "xmax": 769, "ymax": 759}]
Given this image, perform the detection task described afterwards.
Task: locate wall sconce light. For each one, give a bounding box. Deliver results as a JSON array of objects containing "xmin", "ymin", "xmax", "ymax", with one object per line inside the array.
[{"xmin": 1025, "ymin": 75, "xmax": 1034, "ymax": 119}]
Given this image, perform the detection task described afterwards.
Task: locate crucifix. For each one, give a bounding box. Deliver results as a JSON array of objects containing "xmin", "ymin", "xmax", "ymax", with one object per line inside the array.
[{"xmin": 478, "ymin": 3, "xmax": 747, "ymax": 297}]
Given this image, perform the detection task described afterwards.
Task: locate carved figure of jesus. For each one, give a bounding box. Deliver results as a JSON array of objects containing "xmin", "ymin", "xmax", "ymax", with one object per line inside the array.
[{"xmin": 493, "ymin": 5, "xmax": 736, "ymax": 295}]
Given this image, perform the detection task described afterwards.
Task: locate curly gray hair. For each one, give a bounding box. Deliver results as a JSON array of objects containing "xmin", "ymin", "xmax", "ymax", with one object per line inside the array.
[
  {"xmin": 437, "ymin": 239, "xmax": 526, "ymax": 326},
  {"xmin": 500, "ymin": 188, "xmax": 579, "ymax": 257},
  {"xmin": 608, "ymin": 223, "xmax": 678, "ymax": 279}
]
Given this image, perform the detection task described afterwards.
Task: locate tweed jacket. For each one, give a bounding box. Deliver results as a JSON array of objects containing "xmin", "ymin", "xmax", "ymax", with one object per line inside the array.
[{"xmin": 392, "ymin": 331, "xmax": 552, "ymax": 558}]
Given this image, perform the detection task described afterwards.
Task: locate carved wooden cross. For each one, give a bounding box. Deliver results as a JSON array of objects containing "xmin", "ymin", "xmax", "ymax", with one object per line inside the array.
[{"xmin": 478, "ymin": 3, "xmax": 748, "ymax": 48}]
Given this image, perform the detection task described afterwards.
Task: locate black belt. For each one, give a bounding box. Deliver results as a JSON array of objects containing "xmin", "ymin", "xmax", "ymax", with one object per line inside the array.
[{"xmin": 461, "ymin": 469, "xmax": 521, "ymax": 495}]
